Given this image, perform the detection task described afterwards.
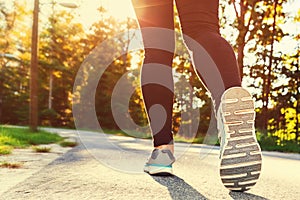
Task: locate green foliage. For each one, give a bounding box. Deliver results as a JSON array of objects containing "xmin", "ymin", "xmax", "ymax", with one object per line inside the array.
[
  {"xmin": 257, "ymin": 129, "xmax": 300, "ymax": 153},
  {"xmin": 40, "ymin": 108, "xmax": 60, "ymax": 126},
  {"xmin": 258, "ymin": 132, "xmax": 278, "ymax": 147},
  {"xmin": 0, "ymin": 1, "xmax": 31, "ymax": 125},
  {"xmin": 0, "ymin": 145, "xmax": 13, "ymax": 155},
  {"xmin": 271, "ymin": 108, "xmax": 300, "ymax": 143},
  {"xmin": 0, "ymin": 134, "xmax": 25, "ymax": 147},
  {"xmin": 259, "ymin": 137, "xmax": 300, "ymax": 153}
]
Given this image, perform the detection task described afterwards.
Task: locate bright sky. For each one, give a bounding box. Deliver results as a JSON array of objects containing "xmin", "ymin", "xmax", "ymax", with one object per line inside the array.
[
  {"xmin": 7, "ymin": 0, "xmax": 298, "ymax": 33},
  {"xmin": 4, "ymin": 0, "xmax": 136, "ymax": 30},
  {"xmin": 74, "ymin": 0, "xmax": 136, "ymax": 29}
]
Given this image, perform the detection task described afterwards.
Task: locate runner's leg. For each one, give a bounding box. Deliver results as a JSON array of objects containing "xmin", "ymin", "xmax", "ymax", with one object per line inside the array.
[
  {"xmin": 176, "ymin": 0, "xmax": 241, "ymax": 110},
  {"xmin": 132, "ymin": 0, "xmax": 175, "ymax": 147}
]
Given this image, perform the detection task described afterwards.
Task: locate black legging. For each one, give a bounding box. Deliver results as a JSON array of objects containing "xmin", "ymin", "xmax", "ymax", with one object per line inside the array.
[{"xmin": 132, "ymin": 0, "xmax": 241, "ymax": 147}]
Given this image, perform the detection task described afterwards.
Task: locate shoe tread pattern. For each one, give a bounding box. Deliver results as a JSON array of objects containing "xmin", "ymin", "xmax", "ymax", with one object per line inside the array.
[{"xmin": 220, "ymin": 88, "xmax": 262, "ymax": 192}]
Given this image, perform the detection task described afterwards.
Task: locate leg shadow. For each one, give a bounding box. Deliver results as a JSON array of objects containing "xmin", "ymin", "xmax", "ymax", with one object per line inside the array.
[
  {"xmin": 229, "ymin": 191, "xmax": 269, "ymax": 200},
  {"xmin": 152, "ymin": 175, "xmax": 208, "ymax": 200}
]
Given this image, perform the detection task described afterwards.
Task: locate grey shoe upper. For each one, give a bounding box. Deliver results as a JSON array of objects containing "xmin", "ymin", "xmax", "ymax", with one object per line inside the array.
[{"xmin": 146, "ymin": 149, "xmax": 175, "ymax": 166}]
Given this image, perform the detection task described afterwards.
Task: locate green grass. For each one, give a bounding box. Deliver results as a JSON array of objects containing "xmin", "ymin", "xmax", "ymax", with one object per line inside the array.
[
  {"xmin": 0, "ymin": 126, "xmax": 63, "ymax": 155},
  {"xmin": 0, "ymin": 145, "xmax": 13, "ymax": 155},
  {"xmin": 259, "ymin": 139, "xmax": 300, "ymax": 153},
  {"xmin": 256, "ymin": 131, "xmax": 300, "ymax": 153},
  {"xmin": 0, "ymin": 134, "xmax": 26, "ymax": 147},
  {"xmin": 260, "ymin": 144, "xmax": 300, "ymax": 153}
]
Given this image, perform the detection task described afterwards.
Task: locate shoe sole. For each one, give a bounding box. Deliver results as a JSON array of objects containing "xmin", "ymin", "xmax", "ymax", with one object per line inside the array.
[
  {"xmin": 219, "ymin": 87, "xmax": 262, "ymax": 192},
  {"xmin": 144, "ymin": 165, "xmax": 173, "ymax": 176}
]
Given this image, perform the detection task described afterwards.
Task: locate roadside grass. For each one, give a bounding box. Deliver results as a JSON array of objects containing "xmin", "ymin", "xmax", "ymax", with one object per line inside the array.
[
  {"xmin": 32, "ymin": 146, "xmax": 52, "ymax": 153},
  {"xmin": 256, "ymin": 131, "xmax": 300, "ymax": 153},
  {"xmin": 0, "ymin": 145, "xmax": 14, "ymax": 155},
  {"xmin": 101, "ymin": 129, "xmax": 299, "ymax": 153},
  {"xmin": 59, "ymin": 140, "xmax": 78, "ymax": 147},
  {"xmin": 260, "ymin": 144, "xmax": 300, "ymax": 153},
  {"xmin": 0, "ymin": 134, "xmax": 26, "ymax": 148},
  {"xmin": 1, "ymin": 126, "xmax": 298, "ymax": 154},
  {"xmin": 0, "ymin": 161, "xmax": 23, "ymax": 169},
  {"xmin": 258, "ymin": 139, "xmax": 300, "ymax": 153},
  {"xmin": 0, "ymin": 126, "xmax": 63, "ymax": 155}
]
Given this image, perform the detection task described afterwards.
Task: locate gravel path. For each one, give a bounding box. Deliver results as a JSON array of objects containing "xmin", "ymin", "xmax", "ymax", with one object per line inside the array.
[
  {"xmin": 1, "ymin": 129, "xmax": 300, "ymax": 200},
  {"xmin": 1, "ymin": 145, "xmax": 175, "ymax": 200},
  {"xmin": 0, "ymin": 144, "xmax": 72, "ymax": 196}
]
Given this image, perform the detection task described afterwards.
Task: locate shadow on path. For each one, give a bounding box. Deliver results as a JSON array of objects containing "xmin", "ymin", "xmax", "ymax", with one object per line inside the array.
[
  {"xmin": 229, "ymin": 191, "xmax": 269, "ymax": 200},
  {"xmin": 152, "ymin": 175, "xmax": 207, "ymax": 200}
]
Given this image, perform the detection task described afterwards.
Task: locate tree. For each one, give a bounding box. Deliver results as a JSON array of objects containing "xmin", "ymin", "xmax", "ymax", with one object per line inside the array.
[
  {"xmin": 220, "ymin": 0, "xmax": 289, "ymax": 134},
  {"xmin": 0, "ymin": 1, "xmax": 31, "ymax": 125},
  {"xmin": 39, "ymin": 9, "xmax": 86, "ymax": 127},
  {"xmin": 73, "ymin": 7, "xmax": 143, "ymax": 131}
]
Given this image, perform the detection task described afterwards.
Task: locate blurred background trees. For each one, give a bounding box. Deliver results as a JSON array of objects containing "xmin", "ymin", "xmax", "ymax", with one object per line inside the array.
[
  {"xmin": 0, "ymin": 0, "xmax": 299, "ymax": 149},
  {"xmin": 221, "ymin": 0, "xmax": 299, "ymax": 147}
]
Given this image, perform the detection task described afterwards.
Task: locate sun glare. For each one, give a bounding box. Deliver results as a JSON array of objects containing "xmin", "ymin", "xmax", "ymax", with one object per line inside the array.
[{"xmin": 76, "ymin": 0, "xmax": 136, "ymax": 29}]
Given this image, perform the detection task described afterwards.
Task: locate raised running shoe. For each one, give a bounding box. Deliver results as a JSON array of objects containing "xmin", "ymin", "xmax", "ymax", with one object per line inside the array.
[{"xmin": 218, "ymin": 87, "xmax": 262, "ymax": 191}]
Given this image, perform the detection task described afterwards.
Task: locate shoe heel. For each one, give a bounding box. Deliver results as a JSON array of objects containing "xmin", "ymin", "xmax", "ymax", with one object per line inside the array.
[{"xmin": 144, "ymin": 164, "xmax": 173, "ymax": 176}]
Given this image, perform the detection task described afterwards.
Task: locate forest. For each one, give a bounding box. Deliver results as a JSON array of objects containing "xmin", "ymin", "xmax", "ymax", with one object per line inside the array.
[{"xmin": 0, "ymin": 0, "xmax": 299, "ymax": 152}]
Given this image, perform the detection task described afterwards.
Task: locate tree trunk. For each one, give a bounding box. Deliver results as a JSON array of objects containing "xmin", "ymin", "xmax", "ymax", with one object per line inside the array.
[
  {"xmin": 0, "ymin": 96, "xmax": 2, "ymax": 123},
  {"xmin": 263, "ymin": 0, "xmax": 278, "ymax": 135},
  {"xmin": 237, "ymin": 42, "xmax": 245, "ymax": 80},
  {"xmin": 262, "ymin": 57, "xmax": 268, "ymax": 133},
  {"xmin": 296, "ymin": 53, "xmax": 300, "ymax": 143},
  {"xmin": 236, "ymin": 0, "xmax": 247, "ymax": 81},
  {"xmin": 30, "ymin": 0, "xmax": 39, "ymax": 132},
  {"xmin": 48, "ymin": 71, "xmax": 53, "ymax": 110}
]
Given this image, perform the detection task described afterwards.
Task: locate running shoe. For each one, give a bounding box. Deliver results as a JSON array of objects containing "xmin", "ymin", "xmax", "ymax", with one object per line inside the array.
[
  {"xmin": 144, "ymin": 148, "xmax": 175, "ymax": 176},
  {"xmin": 218, "ymin": 87, "xmax": 262, "ymax": 191}
]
